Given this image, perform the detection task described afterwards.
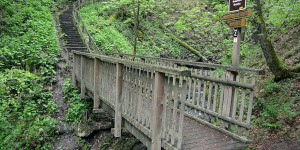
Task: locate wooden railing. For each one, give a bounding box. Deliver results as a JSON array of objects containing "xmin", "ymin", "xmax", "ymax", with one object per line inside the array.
[
  {"xmin": 70, "ymin": 0, "xmax": 263, "ymax": 148},
  {"xmin": 72, "ymin": 51, "xmax": 191, "ymax": 149}
]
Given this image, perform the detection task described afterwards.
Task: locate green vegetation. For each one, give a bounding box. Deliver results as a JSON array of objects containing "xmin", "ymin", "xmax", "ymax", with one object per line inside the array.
[
  {"xmin": 0, "ymin": 0, "xmax": 72, "ymax": 148},
  {"xmin": 63, "ymin": 79, "xmax": 90, "ymax": 123},
  {"xmin": 0, "ymin": 0, "xmax": 60, "ymax": 83},
  {"xmin": 0, "ymin": 70, "xmax": 57, "ymax": 149},
  {"xmin": 78, "ymin": 0, "xmax": 300, "ymax": 148}
]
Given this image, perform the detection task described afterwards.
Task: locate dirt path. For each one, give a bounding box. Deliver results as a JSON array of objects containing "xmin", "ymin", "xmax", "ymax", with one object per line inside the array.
[{"xmin": 52, "ymin": 8, "xmax": 81, "ymax": 149}]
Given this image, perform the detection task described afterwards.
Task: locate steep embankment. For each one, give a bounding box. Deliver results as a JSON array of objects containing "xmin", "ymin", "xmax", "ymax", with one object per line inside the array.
[{"xmin": 0, "ymin": 0, "xmax": 60, "ymax": 149}]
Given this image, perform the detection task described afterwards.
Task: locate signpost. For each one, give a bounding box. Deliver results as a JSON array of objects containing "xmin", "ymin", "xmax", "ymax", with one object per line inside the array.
[{"xmin": 221, "ymin": 0, "xmax": 251, "ymax": 128}]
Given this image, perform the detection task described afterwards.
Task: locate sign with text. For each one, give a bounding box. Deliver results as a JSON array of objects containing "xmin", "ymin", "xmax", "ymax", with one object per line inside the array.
[
  {"xmin": 221, "ymin": 9, "xmax": 252, "ymax": 21},
  {"xmin": 227, "ymin": 19, "xmax": 246, "ymax": 28},
  {"xmin": 229, "ymin": 0, "xmax": 246, "ymax": 11}
]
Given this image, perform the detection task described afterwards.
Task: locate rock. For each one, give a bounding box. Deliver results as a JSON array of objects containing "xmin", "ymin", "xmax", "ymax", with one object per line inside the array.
[
  {"xmin": 132, "ymin": 143, "xmax": 147, "ymax": 150},
  {"xmin": 77, "ymin": 120, "xmax": 112, "ymax": 138},
  {"xmin": 56, "ymin": 121, "xmax": 69, "ymax": 135}
]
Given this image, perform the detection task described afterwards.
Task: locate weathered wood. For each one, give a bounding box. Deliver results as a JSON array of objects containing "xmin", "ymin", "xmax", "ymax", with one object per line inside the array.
[
  {"xmin": 72, "ymin": 51, "xmax": 192, "ymax": 77},
  {"xmin": 93, "ymin": 58, "xmax": 100, "ymax": 110},
  {"xmin": 72, "ymin": 53, "xmax": 77, "ymax": 86},
  {"xmin": 247, "ymin": 78, "xmax": 255, "ymax": 125},
  {"xmin": 201, "ymin": 71, "xmax": 207, "ymax": 108},
  {"xmin": 177, "ymin": 77, "xmax": 187, "ymax": 149},
  {"xmin": 231, "ymin": 76, "xmax": 240, "ymax": 119},
  {"xmin": 114, "ymin": 63, "xmax": 124, "ymax": 137},
  {"xmin": 212, "ymin": 73, "xmax": 219, "ymax": 112},
  {"xmin": 111, "ymin": 53, "xmax": 264, "ymax": 74},
  {"xmin": 239, "ymin": 77, "xmax": 247, "ymax": 122},
  {"xmin": 80, "ymin": 55, "xmax": 86, "ymax": 99},
  {"xmin": 171, "ymin": 76, "xmax": 179, "ymax": 145},
  {"xmin": 207, "ymin": 72, "xmax": 213, "ymax": 110},
  {"xmin": 151, "ymin": 71, "xmax": 165, "ymax": 150}
]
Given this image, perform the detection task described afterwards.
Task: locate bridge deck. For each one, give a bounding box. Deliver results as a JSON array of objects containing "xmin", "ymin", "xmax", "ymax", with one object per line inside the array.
[{"xmin": 182, "ymin": 118, "xmax": 246, "ymax": 150}]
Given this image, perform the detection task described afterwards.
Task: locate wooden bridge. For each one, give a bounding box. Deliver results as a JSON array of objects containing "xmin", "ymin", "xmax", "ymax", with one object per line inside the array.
[{"xmin": 59, "ymin": 0, "xmax": 264, "ymax": 149}]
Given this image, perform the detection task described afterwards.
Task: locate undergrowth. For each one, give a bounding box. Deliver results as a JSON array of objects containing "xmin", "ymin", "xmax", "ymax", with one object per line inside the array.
[
  {"xmin": 63, "ymin": 78, "xmax": 90, "ymax": 123},
  {"xmin": 0, "ymin": 70, "xmax": 57, "ymax": 149}
]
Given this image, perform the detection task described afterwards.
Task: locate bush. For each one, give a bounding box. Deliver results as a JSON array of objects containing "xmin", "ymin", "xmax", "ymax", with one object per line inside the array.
[
  {"xmin": 0, "ymin": 69, "xmax": 57, "ymax": 149},
  {"xmin": 0, "ymin": 0, "xmax": 60, "ymax": 83},
  {"xmin": 63, "ymin": 79, "xmax": 89, "ymax": 123}
]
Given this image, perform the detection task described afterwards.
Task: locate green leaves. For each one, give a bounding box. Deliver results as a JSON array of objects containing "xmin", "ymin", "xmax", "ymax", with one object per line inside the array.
[
  {"xmin": 0, "ymin": 0, "xmax": 59, "ymax": 84},
  {"xmin": 63, "ymin": 79, "xmax": 89, "ymax": 123},
  {"xmin": 0, "ymin": 69, "xmax": 57, "ymax": 149}
]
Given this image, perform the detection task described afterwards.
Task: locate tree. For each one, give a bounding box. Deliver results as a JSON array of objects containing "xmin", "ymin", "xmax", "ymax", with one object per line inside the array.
[
  {"xmin": 254, "ymin": 0, "xmax": 298, "ymax": 81},
  {"xmin": 132, "ymin": 0, "xmax": 140, "ymax": 55}
]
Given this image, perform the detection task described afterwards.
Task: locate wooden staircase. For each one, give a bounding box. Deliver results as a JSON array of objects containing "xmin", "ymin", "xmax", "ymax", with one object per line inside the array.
[{"xmin": 59, "ymin": 7, "xmax": 87, "ymax": 52}]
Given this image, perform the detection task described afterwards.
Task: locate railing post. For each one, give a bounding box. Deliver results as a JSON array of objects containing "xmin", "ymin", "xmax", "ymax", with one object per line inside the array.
[
  {"xmin": 80, "ymin": 55, "xmax": 86, "ymax": 99},
  {"xmin": 114, "ymin": 63, "xmax": 124, "ymax": 137},
  {"xmin": 93, "ymin": 58, "xmax": 100, "ymax": 110},
  {"xmin": 151, "ymin": 71, "xmax": 165, "ymax": 150},
  {"xmin": 72, "ymin": 53, "xmax": 77, "ymax": 86}
]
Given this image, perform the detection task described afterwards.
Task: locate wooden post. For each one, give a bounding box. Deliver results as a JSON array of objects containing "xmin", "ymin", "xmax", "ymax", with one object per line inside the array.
[
  {"xmin": 151, "ymin": 71, "xmax": 165, "ymax": 150},
  {"xmin": 72, "ymin": 53, "xmax": 77, "ymax": 86},
  {"xmin": 80, "ymin": 55, "xmax": 86, "ymax": 99},
  {"xmin": 232, "ymin": 28, "xmax": 241, "ymax": 67},
  {"xmin": 230, "ymin": 28, "xmax": 241, "ymax": 121},
  {"xmin": 93, "ymin": 58, "xmax": 100, "ymax": 110},
  {"xmin": 114, "ymin": 63, "xmax": 124, "ymax": 137}
]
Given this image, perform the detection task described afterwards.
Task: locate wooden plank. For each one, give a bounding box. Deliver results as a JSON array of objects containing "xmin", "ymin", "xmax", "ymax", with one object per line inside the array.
[
  {"xmin": 207, "ymin": 72, "xmax": 213, "ymax": 110},
  {"xmin": 72, "ymin": 53, "xmax": 77, "ymax": 86},
  {"xmin": 137, "ymin": 69, "xmax": 143, "ymax": 123},
  {"xmin": 165, "ymin": 76, "xmax": 172, "ymax": 142},
  {"xmin": 114, "ymin": 63, "xmax": 124, "ymax": 137},
  {"xmin": 192, "ymin": 73, "xmax": 254, "ymax": 90},
  {"xmin": 212, "ymin": 73, "xmax": 219, "ymax": 112},
  {"xmin": 162, "ymin": 76, "xmax": 169, "ymax": 140},
  {"xmin": 171, "ymin": 76, "xmax": 179, "ymax": 145},
  {"xmin": 231, "ymin": 76, "xmax": 240, "ymax": 119},
  {"xmin": 192, "ymin": 74, "xmax": 197, "ymax": 105},
  {"xmin": 218, "ymin": 74, "xmax": 225, "ymax": 114},
  {"xmin": 177, "ymin": 77, "xmax": 187, "ymax": 149},
  {"xmin": 239, "ymin": 77, "xmax": 247, "ymax": 122},
  {"xmin": 80, "ymin": 55, "xmax": 86, "ymax": 99},
  {"xmin": 201, "ymin": 71, "xmax": 207, "ymax": 108},
  {"xmin": 151, "ymin": 71, "xmax": 165, "ymax": 150},
  {"xmin": 246, "ymin": 77, "xmax": 255, "ymax": 125},
  {"xmin": 196, "ymin": 78, "xmax": 202, "ymax": 106},
  {"xmin": 93, "ymin": 58, "xmax": 100, "ymax": 110}
]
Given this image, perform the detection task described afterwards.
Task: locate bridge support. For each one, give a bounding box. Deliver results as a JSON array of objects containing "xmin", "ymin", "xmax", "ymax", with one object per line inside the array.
[
  {"xmin": 151, "ymin": 71, "xmax": 165, "ymax": 150},
  {"xmin": 114, "ymin": 63, "xmax": 124, "ymax": 137}
]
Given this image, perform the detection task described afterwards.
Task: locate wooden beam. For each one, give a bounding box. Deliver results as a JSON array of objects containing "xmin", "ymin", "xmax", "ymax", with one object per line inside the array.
[
  {"xmin": 114, "ymin": 63, "xmax": 124, "ymax": 137},
  {"xmin": 72, "ymin": 51, "xmax": 264, "ymax": 75},
  {"xmin": 93, "ymin": 58, "xmax": 100, "ymax": 110},
  {"xmin": 72, "ymin": 53, "xmax": 77, "ymax": 86},
  {"xmin": 151, "ymin": 71, "xmax": 165, "ymax": 150},
  {"xmin": 80, "ymin": 55, "xmax": 86, "ymax": 99}
]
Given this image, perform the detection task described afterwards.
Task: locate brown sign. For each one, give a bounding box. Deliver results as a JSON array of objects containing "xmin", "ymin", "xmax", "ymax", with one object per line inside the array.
[
  {"xmin": 221, "ymin": 9, "xmax": 251, "ymax": 21},
  {"xmin": 229, "ymin": 0, "xmax": 246, "ymax": 11},
  {"xmin": 227, "ymin": 19, "xmax": 246, "ymax": 28}
]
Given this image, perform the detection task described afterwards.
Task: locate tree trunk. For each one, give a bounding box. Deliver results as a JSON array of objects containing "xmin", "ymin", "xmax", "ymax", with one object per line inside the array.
[
  {"xmin": 254, "ymin": 0, "xmax": 292, "ymax": 81},
  {"xmin": 133, "ymin": 0, "xmax": 140, "ymax": 55}
]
